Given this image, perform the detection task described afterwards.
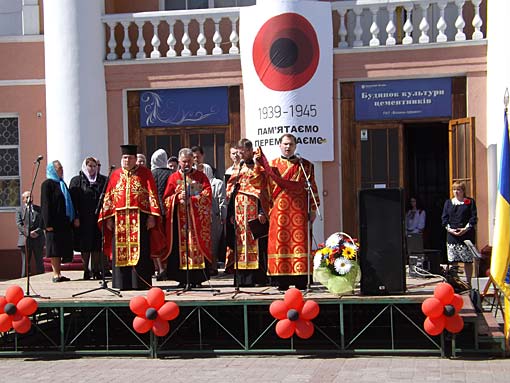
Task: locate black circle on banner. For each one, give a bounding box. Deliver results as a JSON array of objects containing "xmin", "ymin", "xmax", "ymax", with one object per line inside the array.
[{"xmin": 252, "ymin": 12, "xmax": 320, "ymax": 91}]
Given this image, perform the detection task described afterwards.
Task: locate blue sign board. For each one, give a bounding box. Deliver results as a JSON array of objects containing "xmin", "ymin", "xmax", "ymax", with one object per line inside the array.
[
  {"xmin": 140, "ymin": 87, "xmax": 229, "ymax": 127},
  {"xmin": 355, "ymin": 78, "xmax": 452, "ymax": 121}
]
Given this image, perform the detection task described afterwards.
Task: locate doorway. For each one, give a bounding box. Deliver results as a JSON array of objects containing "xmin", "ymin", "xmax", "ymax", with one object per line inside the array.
[{"xmin": 404, "ymin": 122, "xmax": 449, "ymax": 259}]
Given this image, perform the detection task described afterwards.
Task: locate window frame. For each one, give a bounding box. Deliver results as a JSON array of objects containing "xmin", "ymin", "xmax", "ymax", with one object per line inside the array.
[{"xmin": 0, "ymin": 113, "xmax": 21, "ymax": 211}]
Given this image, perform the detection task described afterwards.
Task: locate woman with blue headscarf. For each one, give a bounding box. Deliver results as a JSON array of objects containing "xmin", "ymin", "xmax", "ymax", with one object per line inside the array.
[{"xmin": 41, "ymin": 160, "xmax": 75, "ymax": 282}]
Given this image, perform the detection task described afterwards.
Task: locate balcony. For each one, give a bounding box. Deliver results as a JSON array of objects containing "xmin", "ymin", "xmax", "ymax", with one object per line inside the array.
[{"xmin": 102, "ymin": 0, "xmax": 486, "ymax": 62}]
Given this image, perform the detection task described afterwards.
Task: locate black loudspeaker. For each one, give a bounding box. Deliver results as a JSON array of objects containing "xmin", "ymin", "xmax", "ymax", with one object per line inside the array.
[{"xmin": 359, "ymin": 188, "xmax": 406, "ymax": 295}]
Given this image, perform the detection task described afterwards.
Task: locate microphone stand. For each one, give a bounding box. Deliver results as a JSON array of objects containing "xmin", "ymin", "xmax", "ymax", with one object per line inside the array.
[
  {"xmin": 73, "ymin": 166, "xmax": 121, "ymax": 297},
  {"xmin": 175, "ymin": 168, "xmax": 219, "ymax": 296},
  {"xmin": 296, "ymin": 156, "xmax": 321, "ymax": 295},
  {"xmin": 22, "ymin": 157, "xmax": 47, "ymax": 298}
]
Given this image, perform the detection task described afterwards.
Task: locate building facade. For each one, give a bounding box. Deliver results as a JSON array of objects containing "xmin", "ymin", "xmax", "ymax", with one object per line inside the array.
[{"xmin": 0, "ymin": 0, "xmax": 501, "ymax": 279}]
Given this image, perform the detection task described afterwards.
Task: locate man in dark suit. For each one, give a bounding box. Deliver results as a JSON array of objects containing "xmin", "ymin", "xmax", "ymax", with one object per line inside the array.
[{"xmin": 16, "ymin": 191, "xmax": 45, "ymax": 277}]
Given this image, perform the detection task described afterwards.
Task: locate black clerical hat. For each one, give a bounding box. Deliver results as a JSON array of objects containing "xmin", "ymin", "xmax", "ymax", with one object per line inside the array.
[{"xmin": 120, "ymin": 144, "xmax": 137, "ymax": 155}]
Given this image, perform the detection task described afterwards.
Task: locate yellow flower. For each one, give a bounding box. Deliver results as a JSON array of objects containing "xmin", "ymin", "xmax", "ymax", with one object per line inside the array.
[{"xmin": 341, "ymin": 246, "xmax": 357, "ymax": 260}]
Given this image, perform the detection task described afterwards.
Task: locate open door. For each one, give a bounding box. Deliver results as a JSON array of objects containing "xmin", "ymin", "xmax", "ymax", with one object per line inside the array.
[{"xmin": 448, "ymin": 117, "xmax": 476, "ymax": 197}]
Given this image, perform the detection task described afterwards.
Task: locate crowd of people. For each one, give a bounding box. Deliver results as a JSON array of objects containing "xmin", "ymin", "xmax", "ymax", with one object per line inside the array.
[
  {"xmin": 16, "ymin": 135, "xmax": 480, "ymax": 291},
  {"xmin": 18, "ymin": 133, "xmax": 320, "ymax": 291}
]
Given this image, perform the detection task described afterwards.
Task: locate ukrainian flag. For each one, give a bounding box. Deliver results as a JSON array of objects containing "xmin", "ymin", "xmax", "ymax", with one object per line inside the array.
[{"xmin": 491, "ymin": 108, "xmax": 510, "ymax": 347}]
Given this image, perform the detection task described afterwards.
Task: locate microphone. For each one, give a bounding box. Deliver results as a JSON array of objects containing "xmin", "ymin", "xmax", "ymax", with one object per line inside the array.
[
  {"xmin": 238, "ymin": 160, "xmax": 245, "ymax": 169},
  {"xmin": 295, "ymin": 153, "xmax": 302, "ymax": 162},
  {"xmin": 182, "ymin": 166, "xmax": 191, "ymax": 174},
  {"xmin": 110, "ymin": 165, "xmax": 116, "ymax": 170},
  {"xmin": 33, "ymin": 155, "xmax": 43, "ymax": 163}
]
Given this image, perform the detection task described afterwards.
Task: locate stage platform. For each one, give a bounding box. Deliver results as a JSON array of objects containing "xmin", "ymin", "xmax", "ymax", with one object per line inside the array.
[{"xmin": 0, "ymin": 271, "xmax": 505, "ymax": 358}]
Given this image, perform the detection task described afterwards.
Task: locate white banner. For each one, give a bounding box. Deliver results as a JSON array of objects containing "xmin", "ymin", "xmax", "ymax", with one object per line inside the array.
[{"xmin": 240, "ymin": 0, "xmax": 333, "ymax": 161}]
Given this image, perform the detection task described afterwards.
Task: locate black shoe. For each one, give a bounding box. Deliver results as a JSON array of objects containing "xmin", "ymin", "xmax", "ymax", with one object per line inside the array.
[
  {"xmin": 83, "ymin": 270, "xmax": 91, "ymax": 280},
  {"xmin": 156, "ymin": 270, "xmax": 167, "ymax": 281},
  {"xmin": 278, "ymin": 285, "xmax": 289, "ymax": 291},
  {"xmin": 52, "ymin": 276, "xmax": 70, "ymax": 283},
  {"xmin": 177, "ymin": 282, "xmax": 186, "ymax": 288},
  {"xmin": 93, "ymin": 272, "xmax": 102, "ymax": 280},
  {"xmin": 103, "ymin": 270, "xmax": 112, "ymax": 277}
]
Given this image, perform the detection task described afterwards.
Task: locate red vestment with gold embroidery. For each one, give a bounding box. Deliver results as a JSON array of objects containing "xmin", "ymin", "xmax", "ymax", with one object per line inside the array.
[
  {"xmin": 163, "ymin": 169, "xmax": 212, "ymax": 269},
  {"xmin": 98, "ymin": 166, "xmax": 165, "ymax": 267},
  {"xmin": 226, "ymin": 164, "xmax": 269, "ymax": 270},
  {"xmin": 267, "ymin": 157, "xmax": 320, "ymax": 276}
]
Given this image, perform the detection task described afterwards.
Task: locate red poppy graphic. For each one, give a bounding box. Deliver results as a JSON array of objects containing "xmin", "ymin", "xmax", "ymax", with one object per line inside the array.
[
  {"xmin": 422, "ymin": 282, "xmax": 464, "ymax": 336},
  {"xmin": 463, "ymin": 198, "xmax": 471, "ymax": 205},
  {"xmin": 0, "ymin": 285, "xmax": 38, "ymax": 334},
  {"xmin": 129, "ymin": 287, "xmax": 179, "ymax": 337},
  {"xmin": 269, "ymin": 288, "xmax": 320, "ymax": 339},
  {"xmin": 252, "ymin": 12, "xmax": 320, "ymax": 91}
]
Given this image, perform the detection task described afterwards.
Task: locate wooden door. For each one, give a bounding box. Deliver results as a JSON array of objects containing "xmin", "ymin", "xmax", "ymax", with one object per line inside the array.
[{"xmin": 448, "ymin": 117, "xmax": 476, "ymax": 197}]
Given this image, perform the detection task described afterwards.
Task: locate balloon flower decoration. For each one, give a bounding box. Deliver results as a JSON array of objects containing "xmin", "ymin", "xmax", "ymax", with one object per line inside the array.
[
  {"xmin": 269, "ymin": 288, "xmax": 320, "ymax": 339},
  {"xmin": 129, "ymin": 287, "xmax": 179, "ymax": 337},
  {"xmin": 0, "ymin": 285, "xmax": 38, "ymax": 334},
  {"xmin": 421, "ymin": 282, "xmax": 464, "ymax": 336}
]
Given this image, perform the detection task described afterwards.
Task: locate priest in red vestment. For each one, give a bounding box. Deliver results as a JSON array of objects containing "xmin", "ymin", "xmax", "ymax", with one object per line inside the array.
[
  {"xmin": 163, "ymin": 148, "xmax": 212, "ymax": 288},
  {"xmin": 98, "ymin": 144, "xmax": 165, "ymax": 290},
  {"xmin": 257, "ymin": 134, "xmax": 320, "ymax": 291},
  {"xmin": 226, "ymin": 139, "xmax": 270, "ymax": 287}
]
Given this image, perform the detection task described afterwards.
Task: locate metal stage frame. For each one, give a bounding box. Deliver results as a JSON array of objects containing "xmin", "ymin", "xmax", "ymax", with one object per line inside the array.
[{"xmin": 0, "ymin": 295, "xmax": 505, "ymax": 358}]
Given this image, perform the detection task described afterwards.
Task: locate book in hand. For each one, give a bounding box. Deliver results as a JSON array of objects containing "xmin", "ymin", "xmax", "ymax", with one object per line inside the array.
[{"xmin": 248, "ymin": 218, "xmax": 269, "ymax": 240}]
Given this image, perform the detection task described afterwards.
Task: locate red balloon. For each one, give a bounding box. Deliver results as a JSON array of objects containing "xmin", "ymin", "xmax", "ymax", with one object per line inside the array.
[
  {"xmin": 0, "ymin": 296, "xmax": 7, "ymax": 313},
  {"xmin": 451, "ymin": 294, "xmax": 464, "ymax": 313},
  {"xmin": 152, "ymin": 317, "xmax": 170, "ymax": 337},
  {"xmin": 12, "ymin": 316, "xmax": 31, "ymax": 334},
  {"xmin": 421, "ymin": 297, "xmax": 443, "ymax": 319},
  {"xmin": 0, "ymin": 313, "xmax": 12, "ymax": 332},
  {"xmin": 434, "ymin": 283, "xmax": 454, "ymax": 305},
  {"xmin": 275, "ymin": 319, "xmax": 296, "ymax": 339},
  {"xmin": 269, "ymin": 300, "xmax": 288, "ymax": 320},
  {"xmin": 300, "ymin": 300, "xmax": 320, "ymax": 320},
  {"xmin": 445, "ymin": 314, "xmax": 464, "ymax": 333},
  {"xmin": 5, "ymin": 285, "xmax": 24, "ymax": 305},
  {"xmin": 133, "ymin": 316, "xmax": 152, "ymax": 334},
  {"xmin": 146, "ymin": 288, "xmax": 165, "ymax": 310},
  {"xmin": 129, "ymin": 296, "xmax": 150, "ymax": 317},
  {"xmin": 17, "ymin": 297, "xmax": 38, "ymax": 316},
  {"xmin": 295, "ymin": 319, "xmax": 314, "ymax": 339},
  {"xmin": 158, "ymin": 302, "xmax": 179, "ymax": 321},
  {"xmin": 284, "ymin": 288, "xmax": 304, "ymax": 311},
  {"xmin": 424, "ymin": 316, "xmax": 446, "ymax": 336}
]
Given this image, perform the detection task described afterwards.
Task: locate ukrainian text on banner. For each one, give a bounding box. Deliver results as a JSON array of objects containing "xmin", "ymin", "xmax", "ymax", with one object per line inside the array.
[
  {"xmin": 355, "ymin": 78, "xmax": 452, "ymax": 121},
  {"xmin": 240, "ymin": 0, "xmax": 333, "ymax": 161}
]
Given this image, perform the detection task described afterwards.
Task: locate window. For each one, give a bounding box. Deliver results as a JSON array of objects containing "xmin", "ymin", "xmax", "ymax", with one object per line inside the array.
[
  {"xmin": 0, "ymin": 116, "xmax": 20, "ymax": 209},
  {"xmin": 163, "ymin": 0, "xmax": 255, "ymax": 10}
]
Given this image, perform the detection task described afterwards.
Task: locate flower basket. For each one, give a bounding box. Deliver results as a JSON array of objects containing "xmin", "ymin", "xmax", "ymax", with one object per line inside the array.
[{"xmin": 313, "ymin": 232, "xmax": 361, "ymax": 295}]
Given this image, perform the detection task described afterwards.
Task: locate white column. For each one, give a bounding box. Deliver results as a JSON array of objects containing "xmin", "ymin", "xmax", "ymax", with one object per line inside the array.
[
  {"xmin": 43, "ymin": 0, "xmax": 109, "ymax": 182},
  {"xmin": 486, "ymin": 1, "xmax": 510, "ymax": 244}
]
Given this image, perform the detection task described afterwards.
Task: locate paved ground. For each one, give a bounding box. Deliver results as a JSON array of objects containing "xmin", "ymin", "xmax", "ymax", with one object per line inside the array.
[{"xmin": 0, "ymin": 355, "xmax": 509, "ymax": 383}]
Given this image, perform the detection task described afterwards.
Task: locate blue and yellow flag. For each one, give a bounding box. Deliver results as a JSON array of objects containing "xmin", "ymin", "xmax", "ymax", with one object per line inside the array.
[{"xmin": 490, "ymin": 109, "xmax": 510, "ymax": 346}]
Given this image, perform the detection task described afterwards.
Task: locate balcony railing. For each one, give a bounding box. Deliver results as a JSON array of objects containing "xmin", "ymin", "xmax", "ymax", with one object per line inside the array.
[{"xmin": 102, "ymin": 0, "xmax": 485, "ymax": 62}]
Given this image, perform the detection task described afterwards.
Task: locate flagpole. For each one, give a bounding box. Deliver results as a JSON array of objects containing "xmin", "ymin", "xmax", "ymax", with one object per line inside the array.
[{"xmin": 503, "ymin": 88, "xmax": 509, "ymax": 353}]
